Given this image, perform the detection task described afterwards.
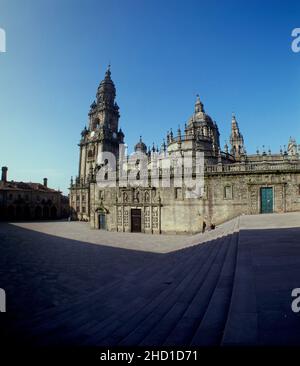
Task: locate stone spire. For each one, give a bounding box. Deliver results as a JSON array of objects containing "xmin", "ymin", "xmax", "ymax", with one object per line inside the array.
[
  {"xmin": 288, "ymin": 136, "xmax": 298, "ymax": 156},
  {"xmin": 105, "ymin": 63, "xmax": 111, "ymax": 78},
  {"xmin": 177, "ymin": 125, "xmax": 181, "ymax": 142},
  {"xmin": 224, "ymin": 141, "xmax": 229, "ymax": 154},
  {"xmin": 161, "ymin": 139, "xmax": 166, "ymax": 152},
  {"xmin": 194, "ymin": 94, "xmax": 205, "ymax": 113},
  {"xmin": 230, "ymin": 113, "xmax": 245, "ymax": 159}
]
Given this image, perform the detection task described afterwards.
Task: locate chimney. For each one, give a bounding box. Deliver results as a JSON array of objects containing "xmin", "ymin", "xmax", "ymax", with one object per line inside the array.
[
  {"xmin": 1, "ymin": 166, "xmax": 8, "ymax": 182},
  {"xmin": 43, "ymin": 178, "xmax": 48, "ymax": 187}
]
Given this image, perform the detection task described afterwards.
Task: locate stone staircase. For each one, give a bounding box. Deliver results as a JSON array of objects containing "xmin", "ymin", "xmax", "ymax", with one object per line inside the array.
[{"xmin": 8, "ymin": 217, "xmax": 244, "ymax": 346}]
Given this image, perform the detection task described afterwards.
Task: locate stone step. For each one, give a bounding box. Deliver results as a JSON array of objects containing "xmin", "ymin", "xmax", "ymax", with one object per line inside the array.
[
  {"xmin": 8, "ymin": 219, "xmax": 238, "ymax": 347},
  {"xmin": 190, "ymin": 229, "xmax": 239, "ymax": 346},
  {"xmin": 161, "ymin": 233, "xmax": 232, "ymax": 346},
  {"xmin": 221, "ymin": 226, "xmax": 258, "ymax": 346},
  {"xmin": 21, "ymin": 238, "xmax": 218, "ymax": 346},
  {"xmin": 79, "ymin": 239, "xmax": 221, "ymax": 346},
  {"xmin": 13, "ymin": 244, "xmax": 198, "ymax": 334},
  {"xmin": 47, "ymin": 223, "xmax": 236, "ymax": 346},
  {"xmin": 137, "ymin": 238, "xmax": 231, "ymax": 346},
  {"xmin": 114, "ymin": 237, "xmax": 227, "ymax": 346}
]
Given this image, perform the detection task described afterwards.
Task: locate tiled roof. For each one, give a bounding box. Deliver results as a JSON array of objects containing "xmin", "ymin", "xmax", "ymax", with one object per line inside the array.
[{"xmin": 0, "ymin": 180, "xmax": 60, "ymax": 193}]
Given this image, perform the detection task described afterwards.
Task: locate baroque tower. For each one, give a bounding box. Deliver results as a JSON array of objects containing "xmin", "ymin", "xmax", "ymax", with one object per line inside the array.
[
  {"xmin": 229, "ymin": 113, "xmax": 245, "ymax": 159},
  {"xmin": 78, "ymin": 66, "xmax": 124, "ymax": 184},
  {"xmin": 70, "ymin": 66, "xmax": 124, "ymax": 221}
]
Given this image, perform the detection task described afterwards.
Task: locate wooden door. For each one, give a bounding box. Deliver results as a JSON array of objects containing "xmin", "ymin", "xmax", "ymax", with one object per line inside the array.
[{"xmin": 131, "ymin": 209, "xmax": 141, "ymax": 232}]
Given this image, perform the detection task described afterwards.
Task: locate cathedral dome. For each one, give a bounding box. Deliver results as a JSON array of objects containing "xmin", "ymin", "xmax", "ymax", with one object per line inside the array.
[
  {"xmin": 178, "ymin": 95, "xmax": 221, "ymax": 159},
  {"xmin": 134, "ymin": 136, "xmax": 147, "ymax": 154},
  {"xmin": 187, "ymin": 95, "xmax": 215, "ymax": 128}
]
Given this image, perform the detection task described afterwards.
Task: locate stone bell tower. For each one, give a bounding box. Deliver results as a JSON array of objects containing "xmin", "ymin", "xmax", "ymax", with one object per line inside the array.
[{"xmin": 78, "ymin": 66, "xmax": 125, "ymax": 184}]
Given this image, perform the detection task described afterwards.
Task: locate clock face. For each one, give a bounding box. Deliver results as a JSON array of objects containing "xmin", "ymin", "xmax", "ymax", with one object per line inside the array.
[
  {"xmin": 113, "ymin": 132, "xmax": 117, "ymax": 138},
  {"xmin": 90, "ymin": 131, "xmax": 95, "ymax": 137}
]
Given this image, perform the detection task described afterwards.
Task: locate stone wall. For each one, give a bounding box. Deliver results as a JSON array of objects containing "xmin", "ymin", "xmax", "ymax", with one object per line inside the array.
[{"xmin": 72, "ymin": 167, "xmax": 300, "ymax": 234}]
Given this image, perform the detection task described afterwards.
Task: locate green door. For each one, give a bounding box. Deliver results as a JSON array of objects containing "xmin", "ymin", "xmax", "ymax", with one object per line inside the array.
[{"xmin": 260, "ymin": 187, "xmax": 273, "ymax": 213}]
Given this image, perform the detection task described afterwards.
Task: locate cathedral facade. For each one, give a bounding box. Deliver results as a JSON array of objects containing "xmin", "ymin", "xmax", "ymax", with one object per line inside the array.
[{"xmin": 69, "ymin": 67, "xmax": 300, "ymax": 234}]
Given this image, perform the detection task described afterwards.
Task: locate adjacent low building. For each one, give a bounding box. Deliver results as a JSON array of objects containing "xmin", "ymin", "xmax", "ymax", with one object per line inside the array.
[{"xmin": 0, "ymin": 167, "xmax": 69, "ymax": 221}]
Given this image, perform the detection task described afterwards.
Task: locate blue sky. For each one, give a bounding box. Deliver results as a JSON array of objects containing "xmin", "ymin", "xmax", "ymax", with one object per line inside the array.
[{"xmin": 1, "ymin": 0, "xmax": 300, "ymax": 194}]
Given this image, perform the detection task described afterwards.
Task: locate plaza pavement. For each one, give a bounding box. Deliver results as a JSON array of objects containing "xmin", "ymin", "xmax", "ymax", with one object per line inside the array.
[
  {"xmin": 8, "ymin": 219, "xmax": 233, "ymax": 253},
  {"xmin": 0, "ymin": 213, "xmax": 300, "ymax": 346}
]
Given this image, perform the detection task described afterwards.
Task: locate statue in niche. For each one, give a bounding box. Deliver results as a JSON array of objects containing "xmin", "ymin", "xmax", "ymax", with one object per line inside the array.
[
  {"xmin": 134, "ymin": 189, "xmax": 140, "ymax": 203},
  {"xmin": 145, "ymin": 191, "xmax": 150, "ymax": 203},
  {"xmin": 152, "ymin": 188, "xmax": 156, "ymax": 200}
]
